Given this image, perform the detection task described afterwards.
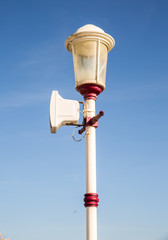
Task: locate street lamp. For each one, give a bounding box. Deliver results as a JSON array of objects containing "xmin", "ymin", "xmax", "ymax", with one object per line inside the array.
[
  {"xmin": 65, "ymin": 24, "xmax": 115, "ymax": 100},
  {"xmin": 50, "ymin": 24, "xmax": 115, "ymax": 240}
]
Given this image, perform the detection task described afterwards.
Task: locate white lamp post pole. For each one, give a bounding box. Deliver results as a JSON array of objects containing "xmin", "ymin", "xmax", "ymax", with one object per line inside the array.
[
  {"xmin": 84, "ymin": 98, "xmax": 97, "ymax": 240},
  {"xmin": 65, "ymin": 24, "xmax": 115, "ymax": 240}
]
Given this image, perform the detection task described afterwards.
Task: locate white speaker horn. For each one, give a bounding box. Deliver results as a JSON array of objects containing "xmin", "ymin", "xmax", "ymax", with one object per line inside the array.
[{"xmin": 49, "ymin": 91, "xmax": 80, "ymax": 133}]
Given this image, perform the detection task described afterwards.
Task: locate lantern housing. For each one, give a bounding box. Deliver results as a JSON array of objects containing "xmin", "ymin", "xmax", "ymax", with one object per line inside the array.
[{"xmin": 65, "ymin": 24, "xmax": 115, "ymax": 95}]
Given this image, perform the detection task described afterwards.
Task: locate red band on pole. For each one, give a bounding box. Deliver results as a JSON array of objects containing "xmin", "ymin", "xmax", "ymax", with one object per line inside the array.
[{"xmin": 84, "ymin": 193, "xmax": 99, "ymax": 207}]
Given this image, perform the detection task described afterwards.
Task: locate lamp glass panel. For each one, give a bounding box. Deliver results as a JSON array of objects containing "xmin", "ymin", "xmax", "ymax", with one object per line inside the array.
[
  {"xmin": 73, "ymin": 41, "xmax": 97, "ymax": 87},
  {"xmin": 98, "ymin": 43, "xmax": 108, "ymax": 88}
]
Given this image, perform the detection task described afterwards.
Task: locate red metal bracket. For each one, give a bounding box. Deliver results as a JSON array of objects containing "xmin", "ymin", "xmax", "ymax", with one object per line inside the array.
[{"xmin": 78, "ymin": 111, "xmax": 104, "ymax": 134}]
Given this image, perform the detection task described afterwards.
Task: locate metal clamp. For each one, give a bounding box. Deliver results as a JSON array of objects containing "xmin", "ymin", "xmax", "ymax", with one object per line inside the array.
[{"xmin": 78, "ymin": 111, "xmax": 104, "ymax": 134}]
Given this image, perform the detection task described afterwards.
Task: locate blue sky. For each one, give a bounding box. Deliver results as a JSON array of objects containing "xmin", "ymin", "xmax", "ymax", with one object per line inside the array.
[{"xmin": 0, "ymin": 0, "xmax": 168, "ymax": 240}]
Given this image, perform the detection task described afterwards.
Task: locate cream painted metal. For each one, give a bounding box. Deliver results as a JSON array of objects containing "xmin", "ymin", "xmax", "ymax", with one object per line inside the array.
[
  {"xmin": 84, "ymin": 99, "xmax": 97, "ymax": 240},
  {"xmin": 84, "ymin": 99, "xmax": 97, "ymax": 193},
  {"xmin": 86, "ymin": 207, "xmax": 97, "ymax": 240},
  {"xmin": 49, "ymin": 91, "xmax": 80, "ymax": 133},
  {"xmin": 65, "ymin": 24, "xmax": 115, "ymax": 240},
  {"xmin": 65, "ymin": 24, "xmax": 115, "ymax": 91}
]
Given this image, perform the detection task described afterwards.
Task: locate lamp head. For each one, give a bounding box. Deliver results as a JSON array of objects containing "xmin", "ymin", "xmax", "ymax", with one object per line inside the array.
[{"xmin": 65, "ymin": 24, "xmax": 115, "ymax": 100}]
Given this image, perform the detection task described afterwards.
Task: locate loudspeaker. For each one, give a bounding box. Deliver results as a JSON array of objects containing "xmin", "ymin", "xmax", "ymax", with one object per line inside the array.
[{"xmin": 49, "ymin": 91, "xmax": 80, "ymax": 133}]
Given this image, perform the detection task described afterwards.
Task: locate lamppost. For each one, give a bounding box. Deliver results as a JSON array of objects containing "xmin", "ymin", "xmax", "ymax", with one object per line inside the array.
[{"xmin": 50, "ymin": 24, "xmax": 115, "ymax": 240}]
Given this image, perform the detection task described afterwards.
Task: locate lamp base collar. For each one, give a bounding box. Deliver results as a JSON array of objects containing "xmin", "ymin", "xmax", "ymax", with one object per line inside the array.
[{"xmin": 76, "ymin": 84, "xmax": 103, "ymax": 101}]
